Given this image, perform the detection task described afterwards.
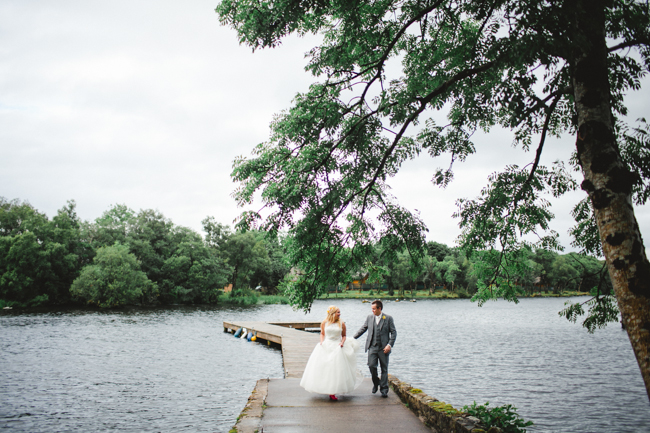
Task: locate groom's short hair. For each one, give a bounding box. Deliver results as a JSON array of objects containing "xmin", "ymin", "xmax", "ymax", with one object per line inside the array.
[{"xmin": 372, "ymin": 300, "xmax": 383, "ymax": 310}]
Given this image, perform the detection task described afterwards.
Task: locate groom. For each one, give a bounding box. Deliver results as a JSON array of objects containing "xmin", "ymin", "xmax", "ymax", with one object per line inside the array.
[{"xmin": 353, "ymin": 300, "xmax": 397, "ymax": 397}]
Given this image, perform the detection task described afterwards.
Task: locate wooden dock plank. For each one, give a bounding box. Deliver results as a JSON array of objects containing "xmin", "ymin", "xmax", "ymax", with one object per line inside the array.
[
  {"xmin": 223, "ymin": 320, "xmax": 320, "ymax": 378},
  {"xmin": 270, "ymin": 321, "xmax": 321, "ymax": 330}
]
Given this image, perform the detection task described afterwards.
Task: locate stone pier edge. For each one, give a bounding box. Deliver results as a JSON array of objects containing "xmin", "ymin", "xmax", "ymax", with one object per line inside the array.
[
  {"xmin": 387, "ymin": 374, "xmax": 489, "ymax": 433},
  {"xmin": 230, "ymin": 375, "xmax": 491, "ymax": 433},
  {"xmin": 230, "ymin": 378, "xmax": 268, "ymax": 433}
]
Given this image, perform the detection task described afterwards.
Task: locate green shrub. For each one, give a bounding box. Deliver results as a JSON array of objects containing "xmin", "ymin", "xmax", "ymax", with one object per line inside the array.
[
  {"xmin": 70, "ymin": 243, "xmax": 157, "ymax": 307},
  {"xmin": 462, "ymin": 401, "xmax": 533, "ymax": 433},
  {"xmin": 0, "ymin": 299, "xmax": 21, "ymax": 309},
  {"xmin": 26, "ymin": 294, "xmax": 49, "ymax": 307}
]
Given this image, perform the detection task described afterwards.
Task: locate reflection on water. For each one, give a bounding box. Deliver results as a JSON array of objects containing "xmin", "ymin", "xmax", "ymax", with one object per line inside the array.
[{"xmin": 1, "ymin": 298, "xmax": 649, "ymax": 432}]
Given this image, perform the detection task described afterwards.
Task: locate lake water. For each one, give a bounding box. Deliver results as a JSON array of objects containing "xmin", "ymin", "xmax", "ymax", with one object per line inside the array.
[{"xmin": 1, "ymin": 297, "xmax": 649, "ymax": 432}]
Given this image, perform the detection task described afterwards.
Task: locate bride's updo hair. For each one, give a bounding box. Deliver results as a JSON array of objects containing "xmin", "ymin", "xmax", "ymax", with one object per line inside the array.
[{"xmin": 325, "ymin": 305, "xmax": 340, "ymax": 325}]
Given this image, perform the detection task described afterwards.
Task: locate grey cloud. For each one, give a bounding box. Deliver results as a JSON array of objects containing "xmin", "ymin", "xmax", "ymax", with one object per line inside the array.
[{"xmin": 1, "ymin": 0, "xmax": 648, "ymax": 252}]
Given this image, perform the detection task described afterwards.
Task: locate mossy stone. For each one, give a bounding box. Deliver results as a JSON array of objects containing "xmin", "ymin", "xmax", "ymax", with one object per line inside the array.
[{"xmin": 428, "ymin": 401, "xmax": 460, "ymax": 415}]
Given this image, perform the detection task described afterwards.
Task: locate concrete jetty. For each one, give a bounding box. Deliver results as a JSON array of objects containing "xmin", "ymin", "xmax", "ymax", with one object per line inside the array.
[
  {"xmin": 223, "ymin": 321, "xmax": 483, "ymax": 433},
  {"xmin": 256, "ymin": 378, "xmax": 432, "ymax": 432}
]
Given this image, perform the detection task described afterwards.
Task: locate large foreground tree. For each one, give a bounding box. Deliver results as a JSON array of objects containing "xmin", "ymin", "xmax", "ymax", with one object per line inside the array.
[{"xmin": 217, "ymin": 0, "xmax": 650, "ymax": 396}]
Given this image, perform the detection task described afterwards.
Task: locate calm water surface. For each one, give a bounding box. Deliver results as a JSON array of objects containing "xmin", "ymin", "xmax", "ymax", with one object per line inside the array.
[{"xmin": 1, "ymin": 298, "xmax": 648, "ymax": 432}]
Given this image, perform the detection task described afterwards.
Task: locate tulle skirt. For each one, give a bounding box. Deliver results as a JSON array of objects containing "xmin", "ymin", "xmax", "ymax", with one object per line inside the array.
[{"xmin": 299, "ymin": 337, "xmax": 364, "ymax": 395}]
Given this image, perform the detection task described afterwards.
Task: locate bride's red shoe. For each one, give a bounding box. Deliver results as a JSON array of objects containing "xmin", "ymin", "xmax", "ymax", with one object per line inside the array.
[{"xmin": 329, "ymin": 395, "xmax": 338, "ymax": 401}]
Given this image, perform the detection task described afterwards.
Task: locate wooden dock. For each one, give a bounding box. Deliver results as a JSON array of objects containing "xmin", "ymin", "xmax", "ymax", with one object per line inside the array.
[{"xmin": 223, "ymin": 321, "xmax": 321, "ymax": 378}]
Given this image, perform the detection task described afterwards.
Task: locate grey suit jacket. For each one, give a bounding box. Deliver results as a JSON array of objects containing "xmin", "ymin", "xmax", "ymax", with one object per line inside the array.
[{"xmin": 353, "ymin": 313, "xmax": 397, "ymax": 352}]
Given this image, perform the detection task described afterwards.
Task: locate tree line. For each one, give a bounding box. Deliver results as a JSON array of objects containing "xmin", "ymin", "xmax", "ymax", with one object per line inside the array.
[
  {"xmin": 1, "ymin": 197, "xmax": 611, "ymax": 309},
  {"xmin": 359, "ymin": 241, "xmax": 612, "ymax": 299},
  {"xmin": 0, "ymin": 197, "xmax": 288, "ymax": 308}
]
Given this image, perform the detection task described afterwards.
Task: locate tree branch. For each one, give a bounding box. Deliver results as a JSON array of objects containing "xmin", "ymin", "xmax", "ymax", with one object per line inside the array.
[
  {"xmin": 486, "ymin": 93, "xmax": 562, "ymax": 291},
  {"xmin": 608, "ymin": 38, "xmax": 650, "ymax": 52},
  {"xmin": 516, "ymin": 86, "xmax": 572, "ymax": 128},
  {"xmin": 359, "ymin": 60, "xmax": 497, "ymax": 215}
]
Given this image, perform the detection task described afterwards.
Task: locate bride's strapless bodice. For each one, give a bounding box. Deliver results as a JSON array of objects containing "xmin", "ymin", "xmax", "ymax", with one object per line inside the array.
[{"xmin": 324, "ymin": 323, "xmax": 342, "ymax": 341}]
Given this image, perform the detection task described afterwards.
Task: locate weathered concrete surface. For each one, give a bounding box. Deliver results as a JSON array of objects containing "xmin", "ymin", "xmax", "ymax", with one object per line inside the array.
[
  {"xmin": 226, "ymin": 321, "xmax": 485, "ymax": 433},
  {"xmin": 260, "ymin": 378, "xmax": 433, "ymax": 433},
  {"xmin": 231, "ymin": 378, "xmax": 268, "ymax": 433}
]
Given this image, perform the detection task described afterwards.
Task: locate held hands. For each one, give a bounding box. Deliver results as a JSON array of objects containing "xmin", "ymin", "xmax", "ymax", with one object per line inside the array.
[{"xmin": 383, "ymin": 345, "xmax": 391, "ymax": 354}]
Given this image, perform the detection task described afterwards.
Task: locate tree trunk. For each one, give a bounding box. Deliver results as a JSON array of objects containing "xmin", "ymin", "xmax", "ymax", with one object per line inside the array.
[
  {"xmin": 230, "ymin": 266, "xmax": 239, "ymax": 296},
  {"xmin": 572, "ymin": 0, "xmax": 650, "ymax": 399}
]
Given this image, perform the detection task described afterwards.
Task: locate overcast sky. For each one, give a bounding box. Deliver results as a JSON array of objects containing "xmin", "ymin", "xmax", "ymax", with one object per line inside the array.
[{"xmin": 2, "ymin": 0, "xmax": 649, "ymax": 252}]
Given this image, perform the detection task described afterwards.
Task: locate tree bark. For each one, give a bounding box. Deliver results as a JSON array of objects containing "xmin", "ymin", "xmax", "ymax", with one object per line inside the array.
[
  {"xmin": 231, "ymin": 266, "xmax": 239, "ymax": 295},
  {"xmin": 572, "ymin": 0, "xmax": 650, "ymax": 399}
]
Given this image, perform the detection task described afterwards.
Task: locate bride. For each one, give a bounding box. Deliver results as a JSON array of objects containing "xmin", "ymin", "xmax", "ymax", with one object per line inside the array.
[{"xmin": 300, "ymin": 305, "xmax": 364, "ymax": 401}]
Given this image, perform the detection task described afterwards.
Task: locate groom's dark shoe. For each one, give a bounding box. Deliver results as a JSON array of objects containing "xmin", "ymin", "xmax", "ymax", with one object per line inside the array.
[
  {"xmin": 381, "ymin": 391, "xmax": 388, "ymax": 398},
  {"xmin": 372, "ymin": 384, "xmax": 379, "ymax": 394}
]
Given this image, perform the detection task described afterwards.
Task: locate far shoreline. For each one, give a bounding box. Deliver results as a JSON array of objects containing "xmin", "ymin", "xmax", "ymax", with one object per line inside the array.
[
  {"xmin": 0, "ymin": 291, "xmax": 592, "ymax": 314},
  {"xmin": 318, "ymin": 289, "xmax": 591, "ymax": 300}
]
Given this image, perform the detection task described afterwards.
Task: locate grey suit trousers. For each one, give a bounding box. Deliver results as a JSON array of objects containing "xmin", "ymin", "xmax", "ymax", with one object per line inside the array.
[{"xmin": 368, "ymin": 342, "xmax": 389, "ymax": 393}]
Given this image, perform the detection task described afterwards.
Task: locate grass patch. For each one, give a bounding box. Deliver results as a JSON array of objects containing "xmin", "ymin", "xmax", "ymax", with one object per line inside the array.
[
  {"xmin": 258, "ymin": 295, "xmax": 289, "ymax": 305},
  {"xmin": 218, "ymin": 294, "xmax": 289, "ymax": 306},
  {"xmin": 318, "ymin": 290, "xmax": 464, "ymax": 300}
]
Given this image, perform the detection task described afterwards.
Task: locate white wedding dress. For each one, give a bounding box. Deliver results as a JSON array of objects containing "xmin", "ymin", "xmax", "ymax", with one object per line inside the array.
[{"xmin": 299, "ymin": 322, "xmax": 364, "ymax": 394}]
